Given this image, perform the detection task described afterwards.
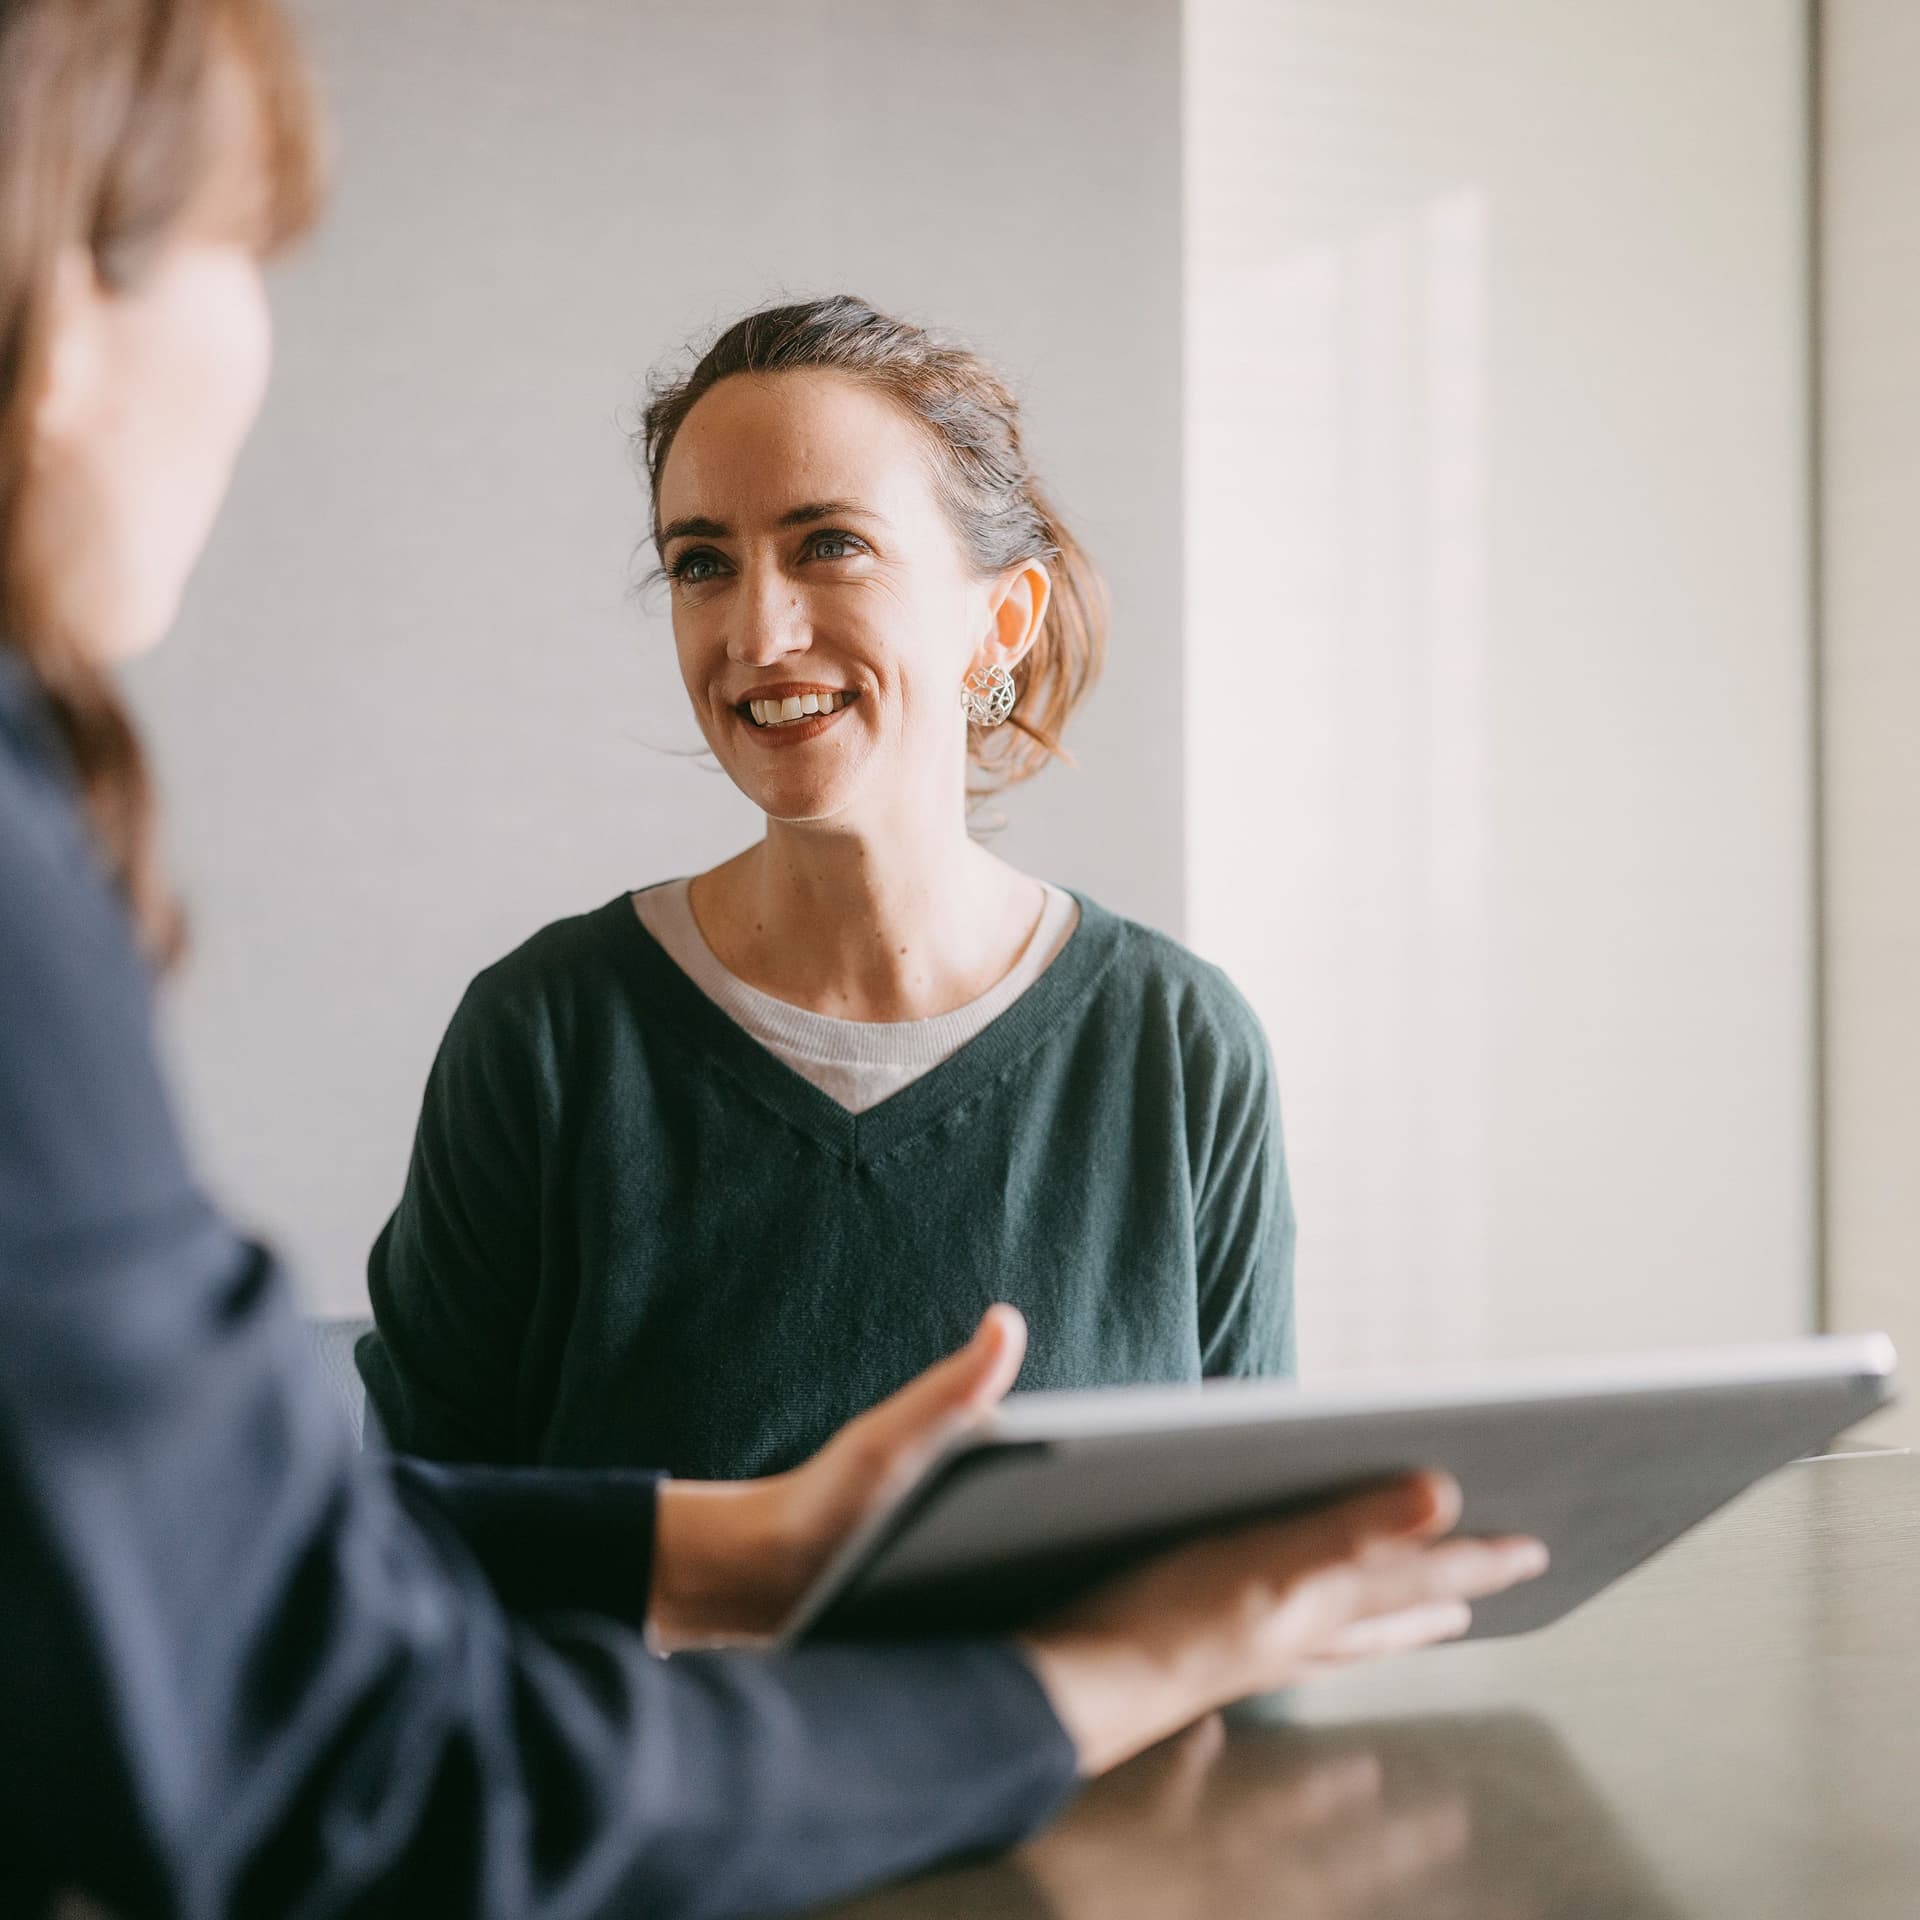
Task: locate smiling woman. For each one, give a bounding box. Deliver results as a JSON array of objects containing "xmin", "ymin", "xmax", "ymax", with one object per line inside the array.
[{"xmin": 355, "ymin": 295, "xmax": 1297, "ymax": 1481}]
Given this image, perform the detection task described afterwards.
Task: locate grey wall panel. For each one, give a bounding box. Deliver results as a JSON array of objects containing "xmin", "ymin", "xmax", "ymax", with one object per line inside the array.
[
  {"xmin": 1821, "ymin": 0, "xmax": 1920, "ymax": 1441},
  {"xmin": 132, "ymin": 0, "xmax": 1183, "ymax": 1310}
]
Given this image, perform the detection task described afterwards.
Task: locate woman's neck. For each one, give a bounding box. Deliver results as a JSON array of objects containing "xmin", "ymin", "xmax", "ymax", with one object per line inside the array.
[{"xmin": 688, "ymin": 819, "xmax": 1045, "ymax": 1022}]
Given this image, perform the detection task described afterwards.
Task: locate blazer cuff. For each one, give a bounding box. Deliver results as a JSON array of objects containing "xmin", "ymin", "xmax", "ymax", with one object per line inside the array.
[{"xmin": 386, "ymin": 1455, "xmax": 661, "ymax": 1627}]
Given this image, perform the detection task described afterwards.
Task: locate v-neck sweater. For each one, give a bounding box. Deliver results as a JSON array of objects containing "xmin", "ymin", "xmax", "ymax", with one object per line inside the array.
[
  {"xmin": 357, "ymin": 890, "xmax": 1296, "ymax": 1480},
  {"xmin": 631, "ymin": 877, "xmax": 1081, "ymax": 1114}
]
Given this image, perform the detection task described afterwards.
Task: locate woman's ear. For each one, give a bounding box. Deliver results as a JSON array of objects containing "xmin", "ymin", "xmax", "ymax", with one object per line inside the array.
[{"xmin": 973, "ymin": 559, "xmax": 1053, "ymax": 675}]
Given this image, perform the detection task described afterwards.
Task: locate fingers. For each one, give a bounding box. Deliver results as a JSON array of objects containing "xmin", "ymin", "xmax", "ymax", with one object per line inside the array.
[
  {"xmin": 1310, "ymin": 1530, "xmax": 1546, "ymax": 1639},
  {"xmin": 1219, "ymin": 1472, "xmax": 1463, "ymax": 1589},
  {"xmin": 1393, "ymin": 1532, "xmax": 1548, "ymax": 1609},
  {"xmin": 955, "ymin": 1303, "xmax": 1029, "ymax": 1412},
  {"xmin": 1311, "ymin": 1471, "xmax": 1464, "ymax": 1557},
  {"xmin": 1235, "ymin": 1478, "xmax": 1539, "ymax": 1603},
  {"xmin": 1185, "ymin": 1488, "xmax": 1544, "ymax": 1674},
  {"xmin": 1313, "ymin": 1598, "xmax": 1474, "ymax": 1665},
  {"xmin": 843, "ymin": 1305, "xmax": 1028, "ymax": 1464}
]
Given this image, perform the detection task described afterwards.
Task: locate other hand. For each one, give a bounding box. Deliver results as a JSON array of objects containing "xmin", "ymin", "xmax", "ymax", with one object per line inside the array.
[
  {"xmin": 1018, "ymin": 1471, "xmax": 1548, "ymax": 1775},
  {"xmin": 648, "ymin": 1304, "xmax": 1027, "ymax": 1648}
]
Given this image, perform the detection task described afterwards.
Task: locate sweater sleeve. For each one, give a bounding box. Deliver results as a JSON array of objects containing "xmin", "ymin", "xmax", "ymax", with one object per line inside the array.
[
  {"xmin": 358, "ymin": 973, "xmax": 546, "ymax": 1463},
  {"xmin": 0, "ymin": 690, "xmax": 1080, "ymax": 1918},
  {"xmin": 1187, "ymin": 980, "xmax": 1298, "ymax": 1380}
]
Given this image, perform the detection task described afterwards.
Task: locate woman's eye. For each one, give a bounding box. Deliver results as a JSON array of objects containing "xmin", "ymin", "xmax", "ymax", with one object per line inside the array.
[
  {"xmin": 807, "ymin": 530, "xmax": 868, "ymax": 562},
  {"xmin": 671, "ymin": 549, "xmax": 726, "ymax": 585}
]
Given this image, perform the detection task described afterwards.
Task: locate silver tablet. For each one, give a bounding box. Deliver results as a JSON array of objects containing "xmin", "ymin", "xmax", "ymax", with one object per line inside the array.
[{"xmin": 779, "ymin": 1334, "xmax": 1898, "ymax": 1645}]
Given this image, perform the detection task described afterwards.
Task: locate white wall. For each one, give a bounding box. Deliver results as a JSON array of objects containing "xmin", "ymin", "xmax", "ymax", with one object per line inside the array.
[
  {"xmin": 1821, "ymin": 0, "xmax": 1920, "ymax": 1444},
  {"xmin": 130, "ymin": 0, "xmax": 1184, "ymax": 1313},
  {"xmin": 1185, "ymin": 0, "xmax": 1816, "ymax": 1371},
  {"xmin": 130, "ymin": 0, "xmax": 1830, "ymax": 1367}
]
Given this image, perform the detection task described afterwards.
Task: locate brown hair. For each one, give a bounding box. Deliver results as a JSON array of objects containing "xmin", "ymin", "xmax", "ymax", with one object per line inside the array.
[
  {"xmin": 639, "ymin": 296, "xmax": 1109, "ymax": 795},
  {"xmin": 0, "ymin": 0, "xmax": 323, "ymax": 962}
]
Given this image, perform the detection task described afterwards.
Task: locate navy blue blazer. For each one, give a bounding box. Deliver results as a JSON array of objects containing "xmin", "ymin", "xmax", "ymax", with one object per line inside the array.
[{"xmin": 0, "ymin": 645, "xmax": 1076, "ymax": 1918}]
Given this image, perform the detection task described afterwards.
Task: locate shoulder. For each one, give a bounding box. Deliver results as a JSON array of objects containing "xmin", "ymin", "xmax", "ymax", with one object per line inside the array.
[
  {"xmin": 0, "ymin": 658, "xmax": 87, "ymax": 897},
  {"xmin": 0, "ymin": 669, "xmax": 144, "ymax": 1018},
  {"xmin": 464, "ymin": 896, "xmax": 632, "ymax": 1005},
  {"xmin": 0, "ymin": 660, "xmax": 195, "ymax": 1232},
  {"xmin": 1072, "ymin": 894, "xmax": 1273, "ymax": 1082},
  {"xmin": 432, "ymin": 896, "xmax": 637, "ymax": 1076}
]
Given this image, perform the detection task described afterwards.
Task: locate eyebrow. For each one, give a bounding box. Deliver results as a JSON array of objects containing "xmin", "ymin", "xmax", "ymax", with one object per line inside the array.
[
  {"xmin": 778, "ymin": 499, "xmax": 871, "ymax": 528},
  {"xmin": 657, "ymin": 500, "xmax": 882, "ymax": 546},
  {"xmin": 658, "ymin": 515, "xmax": 729, "ymax": 546}
]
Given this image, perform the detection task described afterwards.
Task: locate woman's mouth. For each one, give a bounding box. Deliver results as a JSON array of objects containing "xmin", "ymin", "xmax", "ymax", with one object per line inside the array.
[{"xmin": 739, "ymin": 689, "xmax": 857, "ymax": 732}]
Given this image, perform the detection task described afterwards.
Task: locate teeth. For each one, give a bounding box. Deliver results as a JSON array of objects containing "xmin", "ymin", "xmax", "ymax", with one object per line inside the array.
[{"xmin": 746, "ymin": 691, "xmax": 851, "ymax": 728}]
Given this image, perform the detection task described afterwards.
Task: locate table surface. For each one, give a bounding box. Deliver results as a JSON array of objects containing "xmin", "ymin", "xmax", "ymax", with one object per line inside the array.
[{"xmin": 817, "ymin": 1452, "xmax": 1920, "ymax": 1920}]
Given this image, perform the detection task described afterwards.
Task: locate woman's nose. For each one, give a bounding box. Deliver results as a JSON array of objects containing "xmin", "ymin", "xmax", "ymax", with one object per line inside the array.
[{"xmin": 728, "ymin": 567, "xmax": 810, "ymax": 666}]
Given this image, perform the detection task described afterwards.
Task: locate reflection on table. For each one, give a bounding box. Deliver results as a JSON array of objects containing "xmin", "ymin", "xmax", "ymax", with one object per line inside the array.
[
  {"xmin": 819, "ymin": 1454, "xmax": 1920, "ymax": 1920},
  {"xmin": 826, "ymin": 1708, "xmax": 1677, "ymax": 1920}
]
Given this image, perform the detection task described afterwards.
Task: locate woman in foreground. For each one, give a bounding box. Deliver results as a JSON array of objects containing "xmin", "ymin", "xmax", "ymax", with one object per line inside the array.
[{"xmin": 0, "ymin": 2, "xmax": 1546, "ymax": 1915}]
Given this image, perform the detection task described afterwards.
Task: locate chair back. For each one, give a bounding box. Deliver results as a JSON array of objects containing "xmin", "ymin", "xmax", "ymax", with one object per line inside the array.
[{"xmin": 303, "ymin": 1314, "xmax": 373, "ymax": 1445}]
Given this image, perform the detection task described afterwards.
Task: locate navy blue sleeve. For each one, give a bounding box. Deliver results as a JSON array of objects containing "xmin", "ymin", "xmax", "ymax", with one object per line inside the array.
[
  {"xmin": 0, "ymin": 664, "xmax": 1078, "ymax": 1919},
  {"xmin": 385, "ymin": 1454, "xmax": 660, "ymax": 1627}
]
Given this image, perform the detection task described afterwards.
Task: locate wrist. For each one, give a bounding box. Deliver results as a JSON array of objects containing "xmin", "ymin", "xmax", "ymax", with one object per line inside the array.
[
  {"xmin": 648, "ymin": 1476, "xmax": 792, "ymax": 1650},
  {"xmin": 1015, "ymin": 1626, "xmax": 1197, "ymax": 1778}
]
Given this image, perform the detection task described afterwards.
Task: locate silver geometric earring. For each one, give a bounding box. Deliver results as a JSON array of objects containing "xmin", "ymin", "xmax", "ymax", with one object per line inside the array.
[{"xmin": 962, "ymin": 663, "xmax": 1017, "ymax": 727}]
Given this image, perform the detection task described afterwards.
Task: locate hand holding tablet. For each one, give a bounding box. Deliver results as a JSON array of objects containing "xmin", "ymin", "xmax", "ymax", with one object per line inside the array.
[
  {"xmin": 780, "ymin": 1333, "xmax": 1896, "ymax": 1650},
  {"xmin": 1016, "ymin": 1467, "xmax": 1548, "ymax": 1776},
  {"xmin": 648, "ymin": 1305, "xmax": 1034, "ymax": 1649},
  {"xmin": 653, "ymin": 1319, "xmax": 1894, "ymax": 1782}
]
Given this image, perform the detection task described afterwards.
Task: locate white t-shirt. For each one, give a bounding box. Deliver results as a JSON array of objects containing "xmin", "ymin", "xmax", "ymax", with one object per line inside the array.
[{"xmin": 630, "ymin": 878, "xmax": 1081, "ymax": 1115}]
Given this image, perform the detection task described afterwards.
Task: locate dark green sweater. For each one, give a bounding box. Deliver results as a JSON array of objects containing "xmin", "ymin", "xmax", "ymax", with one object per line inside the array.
[{"xmin": 357, "ymin": 891, "xmax": 1294, "ymax": 1481}]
